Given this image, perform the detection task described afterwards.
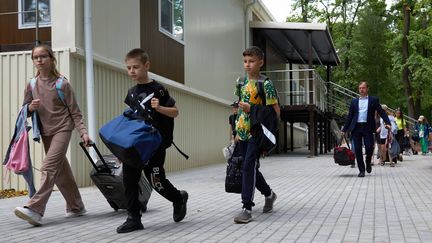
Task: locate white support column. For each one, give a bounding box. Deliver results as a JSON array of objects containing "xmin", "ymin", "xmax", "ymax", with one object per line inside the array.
[{"xmin": 84, "ymin": 0, "xmax": 97, "ymax": 158}]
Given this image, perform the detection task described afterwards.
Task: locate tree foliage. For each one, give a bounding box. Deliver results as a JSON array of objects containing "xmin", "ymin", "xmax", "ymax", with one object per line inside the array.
[{"xmin": 287, "ymin": 0, "xmax": 432, "ymax": 119}]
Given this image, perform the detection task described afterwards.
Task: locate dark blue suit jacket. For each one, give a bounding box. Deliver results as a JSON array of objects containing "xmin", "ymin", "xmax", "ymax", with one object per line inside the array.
[{"xmin": 342, "ymin": 96, "xmax": 390, "ymax": 134}]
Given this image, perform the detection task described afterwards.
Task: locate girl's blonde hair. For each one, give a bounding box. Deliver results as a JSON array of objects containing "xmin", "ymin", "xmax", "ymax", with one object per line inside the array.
[{"xmin": 32, "ymin": 44, "xmax": 61, "ymax": 78}]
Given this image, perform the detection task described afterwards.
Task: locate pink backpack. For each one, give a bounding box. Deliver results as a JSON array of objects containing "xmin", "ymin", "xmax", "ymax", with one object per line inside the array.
[{"xmin": 4, "ymin": 106, "xmax": 30, "ymax": 174}]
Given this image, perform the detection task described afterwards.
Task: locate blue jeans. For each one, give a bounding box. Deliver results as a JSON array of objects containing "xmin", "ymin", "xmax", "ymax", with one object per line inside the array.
[{"xmin": 239, "ymin": 138, "xmax": 272, "ymax": 210}]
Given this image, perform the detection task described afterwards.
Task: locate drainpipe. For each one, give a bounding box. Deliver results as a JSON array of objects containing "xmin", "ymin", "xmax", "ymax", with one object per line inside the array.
[
  {"xmin": 35, "ymin": 0, "xmax": 40, "ymax": 44},
  {"xmin": 245, "ymin": 0, "xmax": 256, "ymax": 49},
  {"xmin": 84, "ymin": 0, "xmax": 97, "ymax": 158}
]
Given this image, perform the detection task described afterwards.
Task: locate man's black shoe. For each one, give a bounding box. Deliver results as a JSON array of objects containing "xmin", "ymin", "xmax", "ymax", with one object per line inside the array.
[
  {"xmin": 116, "ymin": 217, "xmax": 144, "ymax": 233},
  {"xmin": 358, "ymin": 172, "xmax": 365, "ymax": 177},
  {"xmin": 366, "ymin": 164, "xmax": 372, "ymax": 173},
  {"xmin": 173, "ymin": 190, "xmax": 188, "ymax": 222}
]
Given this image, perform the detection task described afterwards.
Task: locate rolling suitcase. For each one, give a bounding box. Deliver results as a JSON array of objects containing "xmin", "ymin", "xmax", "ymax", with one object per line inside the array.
[{"xmin": 79, "ymin": 142, "xmax": 152, "ymax": 212}]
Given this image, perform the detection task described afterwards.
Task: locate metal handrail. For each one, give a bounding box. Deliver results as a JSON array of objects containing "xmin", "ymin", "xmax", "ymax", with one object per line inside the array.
[
  {"xmin": 263, "ymin": 69, "xmax": 417, "ymax": 128},
  {"xmin": 263, "ymin": 69, "xmax": 328, "ymax": 112},
  {"xmin": 327, "ymin": 81, "xmax": 417, "ymax": 128}
]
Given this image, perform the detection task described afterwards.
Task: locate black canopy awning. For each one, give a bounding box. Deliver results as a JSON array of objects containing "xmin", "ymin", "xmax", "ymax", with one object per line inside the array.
[{"xmin": 250, "ymin": 21, "xmax": 340, "ymax": 66}]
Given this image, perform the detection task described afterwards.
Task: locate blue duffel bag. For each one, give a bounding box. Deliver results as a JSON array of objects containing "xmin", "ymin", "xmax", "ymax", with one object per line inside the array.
[{"xmin": 99, "ymin": 109, "xmax": 162, "ymax": 168}]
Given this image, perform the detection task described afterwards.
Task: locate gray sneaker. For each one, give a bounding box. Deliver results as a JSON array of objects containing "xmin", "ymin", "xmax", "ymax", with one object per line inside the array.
[
  {"xmin": 263, "ymin": 191, "xmax": 277, "ymax": 213},
  {"xmin": 234, "ymin": 209, "xmax": 252, "ymax": 224}
]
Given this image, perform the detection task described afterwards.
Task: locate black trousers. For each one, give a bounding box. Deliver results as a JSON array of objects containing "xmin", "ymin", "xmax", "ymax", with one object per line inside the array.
[
  {"xmin": 395, "ymin": 129, "xmax": 404, "ymax": 153},
  {"xmin": 239, "ymin": 138, "xmax": 272, "ymax": 210},
  {"xmin": 352, "ymin": 123, "xmax": 374, "ymax": 173},
  {"xmin": 123, "ymin": 146, "xmax": 183, "ymax": 216}
]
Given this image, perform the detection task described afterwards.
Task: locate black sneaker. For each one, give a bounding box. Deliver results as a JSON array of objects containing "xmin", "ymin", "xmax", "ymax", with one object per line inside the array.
[
  {"xmin": 116, "ymin": 216, "xmax": 144, "ymax": 234},
  {"xmin": 173, "ymin": 190, "xmax": 188, "ymax": 222}
]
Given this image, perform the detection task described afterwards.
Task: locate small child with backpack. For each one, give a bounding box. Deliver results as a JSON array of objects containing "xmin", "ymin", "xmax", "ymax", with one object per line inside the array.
[{"xmin": 116, "ymin": 48, "xmax": 188, "ymax": 233}]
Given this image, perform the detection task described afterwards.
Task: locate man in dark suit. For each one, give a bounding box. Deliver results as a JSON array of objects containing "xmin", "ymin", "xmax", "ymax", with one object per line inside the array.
[{"xmin": 342, "ymin": 81, "xmax": 390, "ymax": 177}]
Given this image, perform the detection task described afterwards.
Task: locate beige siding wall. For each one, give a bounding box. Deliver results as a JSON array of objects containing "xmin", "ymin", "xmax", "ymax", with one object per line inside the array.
[{"xmin": 1, "ymin": 49, "xmax": 232, "ymax": 191}]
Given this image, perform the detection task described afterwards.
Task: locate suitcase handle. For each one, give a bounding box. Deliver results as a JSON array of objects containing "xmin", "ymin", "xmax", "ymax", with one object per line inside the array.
[{"xmin": 79, "ymin": 142, "xmax": 111, "ymax": 174}]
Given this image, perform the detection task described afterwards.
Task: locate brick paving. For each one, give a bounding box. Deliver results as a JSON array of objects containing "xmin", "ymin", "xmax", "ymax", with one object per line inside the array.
[{"xmin": 1, "ymin": 150, "xmax": 432, "ymax": 242}]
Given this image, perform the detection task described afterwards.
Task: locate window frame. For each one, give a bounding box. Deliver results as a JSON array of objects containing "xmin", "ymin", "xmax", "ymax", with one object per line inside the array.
[
  {"xmin": 158, "ymin": 0, "xmax": 185, "ymax": 44},
  {"xmin": 18, "ymin": 0, "xmax": 51, "ymax": 29}
]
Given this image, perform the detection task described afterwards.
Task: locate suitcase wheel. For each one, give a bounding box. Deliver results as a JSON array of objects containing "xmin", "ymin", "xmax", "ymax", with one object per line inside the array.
[{"xmin": 107, "ymin": 200, "xmax": 119, "ymax": 211}]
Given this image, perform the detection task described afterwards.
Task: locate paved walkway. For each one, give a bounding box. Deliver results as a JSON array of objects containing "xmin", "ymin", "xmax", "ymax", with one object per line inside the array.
[{"xmin": 1, "ymin": 150, "xmax": 432, "ymax": 242}]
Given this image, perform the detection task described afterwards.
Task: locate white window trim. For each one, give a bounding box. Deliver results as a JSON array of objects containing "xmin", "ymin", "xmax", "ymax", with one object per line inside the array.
[
  {"xmin": 18, "ymin": 0, "xmax": 51, "ymax": 29},
  {"xmin": 158, "ymin": 0, "xmax": 185, "ymax": 45}
]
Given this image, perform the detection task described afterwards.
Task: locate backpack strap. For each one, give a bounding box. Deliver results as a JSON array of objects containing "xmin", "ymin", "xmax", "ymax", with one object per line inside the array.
[
  {"xmin": 29, "ymin": 78, "xmax": 37, "ymax": 99},
  {"xmin": 237, "ymin": 75, "xmax": 269, "ymax": 105},
  {"xmin": 30, "ymin": 76, "xmax": 66, "ymax": 105},
  {"xmin": 55, "ymin": 76, "xmax": 66, "ymax": 105},
  {"xmin": 172, "ymin": 141, "xmax": 189, "ymax": 160},
  {"xmin": 236, "ymin": 77, "xmax": 245, "ymax": 102},
  {"xmin": 30, "ymin": 76, "xmax": 73, "ymax": 120},
  {"xmin": 255, "ymin": 75, "xmax": 268, "ymax": 106},
  {"xmin": 30, "ymin": 78, "xmax": 37, "ymax": 90}
]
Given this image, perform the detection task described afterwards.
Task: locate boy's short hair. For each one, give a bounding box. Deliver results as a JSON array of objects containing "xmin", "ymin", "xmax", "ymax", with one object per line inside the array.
[
  {"xmin": 243, "ymin": 46, "xmax": 264, "ymax": 60},
  {"xmin": 125, "ymin": 48, "xmax": 150, "ymax": 64}
]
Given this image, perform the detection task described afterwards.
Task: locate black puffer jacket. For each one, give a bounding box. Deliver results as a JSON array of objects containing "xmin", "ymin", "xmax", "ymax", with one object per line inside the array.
[{"xmin": 249, "ymin": 105, "xmax": 278, "ymax": 154}]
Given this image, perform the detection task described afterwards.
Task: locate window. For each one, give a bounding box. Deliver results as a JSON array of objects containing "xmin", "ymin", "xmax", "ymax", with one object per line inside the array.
[
  {"xmin": 18, "ymin": 0, "xmax": 51, "ymax": 29},
  {"xmin": 159, "ymin": 0, "xmax": 184, "ymax": 43}
]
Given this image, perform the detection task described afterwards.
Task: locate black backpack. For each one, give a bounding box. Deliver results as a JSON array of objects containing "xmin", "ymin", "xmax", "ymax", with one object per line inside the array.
[{"xmin": 127, "ymin": 84, "xmax": 188, "ymax": 159}]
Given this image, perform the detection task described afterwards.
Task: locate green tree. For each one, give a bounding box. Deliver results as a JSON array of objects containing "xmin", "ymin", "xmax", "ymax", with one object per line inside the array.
[
  {"xmin": 349, "ymin": 0, "xmax": 393, "ymax": 100},
  {"xmin": 289, "ymin": 0, "xmax": 366, "ymax": 89},
  {"xmin": 287, "ymin": 0, "xmax": 432, "ymax": 119},
  {"xmin": 389, "ymin": 0, "xmax": 432, "ymax": 118},
  {"xmin": 289, "ymin": 0, "xmax": 317, "ymax": 22}
]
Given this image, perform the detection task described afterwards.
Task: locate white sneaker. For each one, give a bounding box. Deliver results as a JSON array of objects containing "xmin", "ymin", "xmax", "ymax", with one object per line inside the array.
[
  {"xmin": 14, "ymin": 206, "xmax": 42, "ymax": 226},
  {"xmin": 65, "ymin": 208, "xmax": 87, "ymax": 218}
]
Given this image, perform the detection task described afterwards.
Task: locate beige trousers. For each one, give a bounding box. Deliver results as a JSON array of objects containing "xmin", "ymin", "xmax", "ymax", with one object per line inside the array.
[{"xmin": 26, "ymin": 131, "xmax": 84, "ymax": 216}]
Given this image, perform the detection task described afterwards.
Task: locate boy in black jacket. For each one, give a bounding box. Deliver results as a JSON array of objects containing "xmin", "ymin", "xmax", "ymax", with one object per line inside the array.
[
  {"xmin": 117, "ymin": 48, "xmax": 188, "ymax": 233},
  {"xmin": 234, "ymin": 46, "xmax": 279, "ymax": 223}
]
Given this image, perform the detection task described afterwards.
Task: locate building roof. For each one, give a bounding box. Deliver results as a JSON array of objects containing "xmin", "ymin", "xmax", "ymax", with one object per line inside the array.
[{"xmin": 250, "ymin": 21, "xmax": 340, "ymax": 66}]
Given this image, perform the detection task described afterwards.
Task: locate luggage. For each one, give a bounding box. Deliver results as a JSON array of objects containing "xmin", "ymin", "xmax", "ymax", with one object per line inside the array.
[
  {"xmin": 79, "ymin": 142, "xmax": 152, "ymax": 212},
  {"xmin": 99, "ymin": 108, "xmax": 162, "ymax": 168},
  {"xmin": 382, "ymin": 132, "xmax": 400, "ymax": 165},
  {"xmin": 225, "ymin": 142, "xmax": 243, "ymax": 194},
  {"xmin": 334, "ymin": 136, "xmax": 355, "ymax": 166}
]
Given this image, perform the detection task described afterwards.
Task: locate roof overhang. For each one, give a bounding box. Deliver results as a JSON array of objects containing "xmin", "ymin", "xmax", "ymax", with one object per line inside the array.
[{"xmin": 250, "ymin": 21, "xmax": 340, "ymax": 66}]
